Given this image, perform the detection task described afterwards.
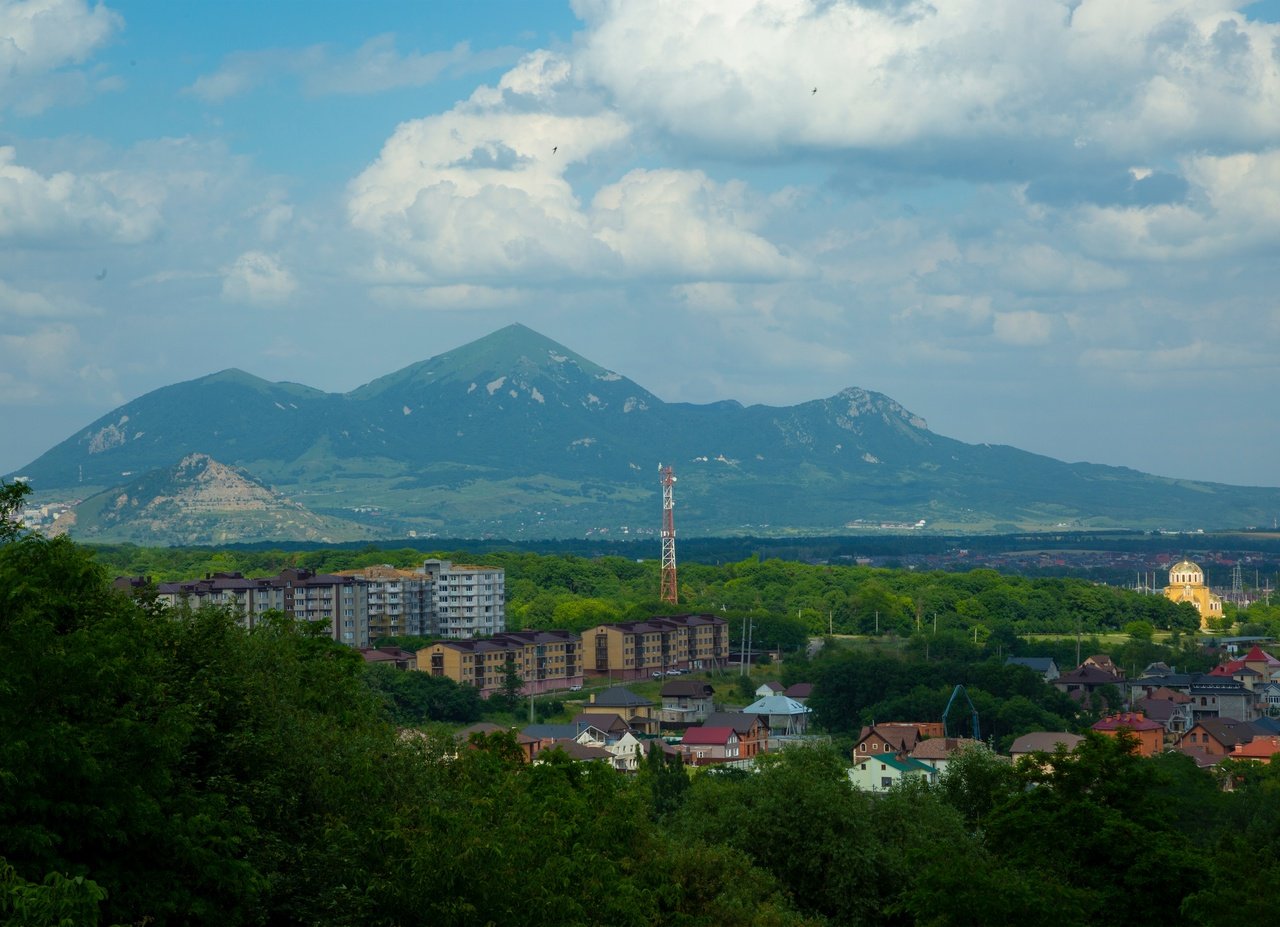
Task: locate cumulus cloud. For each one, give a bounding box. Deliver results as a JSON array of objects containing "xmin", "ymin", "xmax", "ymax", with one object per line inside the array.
[
  {"xmin": 0, "ymin": 0, "xmax": 122, "ymax": 113},
  {"xmin": 349, "ymin": 51, "xmax": 797, "ymax": 285},
  {"xmin": 570, "ymin": 0, "xmax": 1280, "ymax": 161},
  {"xmin": 188, "ymin": 35, "xmax": 516, "ymax": 102},
  {"xmin": 1070, "ymin": 147, "xmax": 1280, "ymax": 260},
  {"xmin": 0, "ymin": 147, "xmax": 161, "ymax": 244},
  {"xmin": 221, "ymin": 251, "xmax": 297, "ymax": 306}
]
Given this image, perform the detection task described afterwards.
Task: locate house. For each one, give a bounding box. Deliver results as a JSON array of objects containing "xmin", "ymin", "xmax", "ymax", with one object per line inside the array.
[
  {"xmin": 1187, "ymin": 677, "xmax": 1255, "ymax": 722},
  {"xmin": 681, "ymin": 726, "xmax": 742, "ymax": 765},
  {"xmin": 755, "ymin": 681, "xmax": 785, "ymax": 698},
  {"xmin": 1177, "ymin": 718, "xmax": 1255, "ymax": 757},
  {"xmin": 358, "ymin": 646, "xmax": 418, "ymax": 671},
  {"xmin": 740, "ymin": 694, "xmax": 812, "ymax": 737},
  {"xmin": 605, "ymin": 732, "xmax": 646, "ymax": 773},
  {"xmin": 536, "ymin": 739, "xmax": 614, "ymax": 764},
  {"xmin": 854, "ymin": 723, "xmax": 924, "ymax": 759},
  {"xmin": 1005, "ymin": 656, "xmax": 1060, "ymax": 682},
  {"xmin": 848, "ymin": 752, "xmax": 936, "ymax": 792},
  {"xmin": 1053, "ymin": 664, "xmax": 1124, "ymax": 707},
  {"xmin": 1092, "ymin": 712, "xmax": 1164, "ymax": 757},
  {"xmin": 704, "ymin": 711, "xmax": 770, "ymax": 758},
  {"xmin": 1135, "ymin": 695, "xmax": 1194, "ymax": 737},
  {"xmin": 581, "ymin": 686, "xmax": 659, "ymax": 734},
  {"xmin": 1229, "ymin": 735, "xmax": 1280, "ymax": 763},
  {"xmin": 660, "ymin": 679, "xmax": 716, "ymax": 724},
  {"xmin": 1256, "ymin": 681, "xmax": 1280, "ymax": 715},
  {"xmin": 572, "ymin": 711, "xmax": 630, "ymax": 744},
  {"xmin": 1082, "ymin": 654, "xmax": 1125, "ymax": 678},
  {"xmin": 454, "ymin": 723, "xmax": 538, "ymax": 763},
  {"xmin": 783, "ymin": 682, "xmax": 813, "ymax": 702},
  {"xmin": 1009, "ymin": 732, "xmax": 1084, "ymax": 766},
  {"xmin": 909, "ymin": 737, "xmax": 979, "ymax": 775}
]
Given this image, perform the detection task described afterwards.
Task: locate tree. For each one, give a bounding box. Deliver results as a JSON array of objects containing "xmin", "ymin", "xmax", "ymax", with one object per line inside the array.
[{"xmin": 0, "ymin": 480, "xmax": 31, "ymax": 542}]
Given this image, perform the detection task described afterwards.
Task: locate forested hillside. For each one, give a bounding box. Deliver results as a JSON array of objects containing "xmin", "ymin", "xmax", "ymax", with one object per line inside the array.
[
  {"xmin": 4, "ymin": 499, "xmax": 1280, "ymax": 925},
  {"xmin": 92, "ymin": 541, "xmax": 1221, "ymax": 639}
]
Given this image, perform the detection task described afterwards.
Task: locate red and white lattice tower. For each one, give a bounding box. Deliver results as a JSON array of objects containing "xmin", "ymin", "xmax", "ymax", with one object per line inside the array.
[{"xmin": 659, "ymin": 464, "xmax": 678, "ymax": 605}]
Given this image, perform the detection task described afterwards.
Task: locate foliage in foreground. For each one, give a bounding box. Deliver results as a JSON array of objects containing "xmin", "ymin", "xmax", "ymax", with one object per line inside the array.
[{"xmin": 5, "ymin": 519, "xmax": 1280, "ymax": 925}]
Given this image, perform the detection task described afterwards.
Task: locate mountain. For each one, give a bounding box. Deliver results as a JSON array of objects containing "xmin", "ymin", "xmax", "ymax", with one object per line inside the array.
[
  {"xmin": 67, "ymin": 453, "xmax": 378, "ymax": 546},
  {"xmin": 10, "ymin": 323, "xmax": 1280, "ymax": 542}
]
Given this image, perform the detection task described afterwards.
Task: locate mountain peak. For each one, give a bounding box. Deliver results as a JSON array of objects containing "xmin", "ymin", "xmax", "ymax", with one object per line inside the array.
[{"xmin": 349, "ymin": 324, "xmax": 633, "ymax": 400}]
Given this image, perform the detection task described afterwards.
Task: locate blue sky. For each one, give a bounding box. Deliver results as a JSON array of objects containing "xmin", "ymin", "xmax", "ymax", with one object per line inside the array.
[{"xmin": 2, "ymin": 0, "xmax": 1280, "ymax": 492}]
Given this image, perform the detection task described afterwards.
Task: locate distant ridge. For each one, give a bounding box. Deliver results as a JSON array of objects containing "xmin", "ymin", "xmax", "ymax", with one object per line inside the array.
[
  {"xmin": 69, "ymin": 453, "xmax": 378, "ymax": 545},
  {"xmin": 9, "ymin": 324, "xmax": 1280, "ymax": 542}
]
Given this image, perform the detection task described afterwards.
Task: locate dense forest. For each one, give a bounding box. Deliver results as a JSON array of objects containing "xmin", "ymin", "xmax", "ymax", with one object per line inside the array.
[
  {"xmin": 88, "ymin": 535, "xmax": 1280, "ymax": 640},
  {"xmin": 6, "ymin": 482, "xmax": 1280, "ymax": 924},
  {"xmin": 4, "ymin": 530, "xmax": 1280, "ymax": 923}
]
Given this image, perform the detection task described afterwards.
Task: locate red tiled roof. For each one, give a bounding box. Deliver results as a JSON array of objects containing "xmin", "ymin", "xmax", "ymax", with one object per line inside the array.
[
  {"xmin": 1093, "ymin": 712, "xmax": 1163, "ymax": 732},
  {"xmin": 683, "ymin": 726, "xmax": 736, "ymax": 746}
]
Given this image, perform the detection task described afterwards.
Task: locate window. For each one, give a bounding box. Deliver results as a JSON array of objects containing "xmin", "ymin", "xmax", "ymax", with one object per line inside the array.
[{"xmin": 881, "ymin": 777, "xmax": 893, "ymax": 789}]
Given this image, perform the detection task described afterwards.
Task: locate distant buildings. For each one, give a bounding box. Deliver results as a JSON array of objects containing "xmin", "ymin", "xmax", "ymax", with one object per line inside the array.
[
  {"xmin": 416, "ymin": 630, "xmax": 581, "ymax": 697},
  {"xmin": 147, "ymin": 558, "xmax": 505, "ymax": 647},
  {"xmin": 580, "ymin": 614, "xmax": 730, "ymax": 680}
]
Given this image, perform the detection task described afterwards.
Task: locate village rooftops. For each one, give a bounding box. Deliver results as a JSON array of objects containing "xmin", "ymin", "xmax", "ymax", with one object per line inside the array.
[
  {"xmin": 587, "ymin": 686, "xmax": 653, "ymax": 709},
  {"xmin": 682, "ymin": 727, "xmax": 738, "ymax": 747},
  {"xmin": 853, "ymin": 751, "xmax": 935, "ymax": 775},
  {"xmin": 660, "ymin": 679, "xmax": 714, "ymax": 698},
  {"xmin": 1009, "ymin": 732, "xmax": 1084, "ymax": 755},
  {"xmin": 1092, "ymin": 712, "xmax": 1164, "ymax": 733}
]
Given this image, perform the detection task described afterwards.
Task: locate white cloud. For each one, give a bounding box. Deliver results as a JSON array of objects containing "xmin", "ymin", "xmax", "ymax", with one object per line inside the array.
[
  {"xmin": 349, "ymin": 51, "xmax": 798, "ymax": 285},
  {"xmin": 1071, "ymin": 148, "xmax": 1280, "ymax": 260},
  {"xmin": 993, "ymin": 310, "xmax": 1053, "ymax": 346},
  {"xmin": 187, "ymin": 35, "xmax": 516, "ymax": 102},
  {"xmin": 591, "ymin": 169, "xmax": 799, "ymax": 279},
  {"xmin": 221, "ymin": 251, "xmax": 297, "ymax": 306},
  {"xmin": 0, "ymin": 0, "xmax": 122, "ymax": 113},
  {"xmin": 570, "ymin": 0, "xmax": 1280, "ymax": 159},
  {"xmin": 0, "ymin": 146, "xmax": 161, "ymax": 243}
]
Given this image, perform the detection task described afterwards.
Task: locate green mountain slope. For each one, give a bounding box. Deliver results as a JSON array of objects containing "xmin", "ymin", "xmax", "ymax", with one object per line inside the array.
[{"xmin": 9, "ymin": 324, "xmax": 1280, "ymax": 540}]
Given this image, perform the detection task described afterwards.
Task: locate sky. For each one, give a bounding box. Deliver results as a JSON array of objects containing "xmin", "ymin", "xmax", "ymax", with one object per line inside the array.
[{"xmin": 2, "ymin": 0, "xmax": 1279, "ymax": 488}]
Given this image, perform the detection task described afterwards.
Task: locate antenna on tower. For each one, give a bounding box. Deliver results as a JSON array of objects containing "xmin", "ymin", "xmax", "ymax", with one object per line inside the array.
[{"xmin": 659, "ymin": 463, "xmax": 678, "ymax": 605}]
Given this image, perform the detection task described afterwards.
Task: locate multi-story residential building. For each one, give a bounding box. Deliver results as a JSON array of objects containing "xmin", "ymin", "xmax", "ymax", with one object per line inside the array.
[
  {"xmin": 420, "ymin": 559, "xmax": 505, "ymax": 638},
  {"xmin": 580, "ymin": 614, "xmax": 729, "ymax": 681},
  {"xmin": 416, "ymin": 629, "xmax": 581, "ymax": 697},
  {"xmin": 335, "ymin": 565, "xmax": 430, "ymax": 640},
  {"xmin": 154, "ymin": 569, "xmax": 370, "ymax": 646},
  {"xmin": 146, "ymin": 559, "xmax": 506, "ymax": 648}
]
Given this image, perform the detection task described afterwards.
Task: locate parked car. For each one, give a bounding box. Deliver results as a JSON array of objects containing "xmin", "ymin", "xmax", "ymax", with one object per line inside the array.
[
  {"xmin": 568, "ymin": 684, "xmax": 582, "ymax": 691},
  {"xmin": 652, "ymin": 671, "xmax": 665, "ymax": 679}
]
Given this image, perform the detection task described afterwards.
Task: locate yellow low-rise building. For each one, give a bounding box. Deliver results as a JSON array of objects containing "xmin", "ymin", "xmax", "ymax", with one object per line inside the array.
[
  {"xmin": 581, "ymin": 614, "xmax": 729, "ymax": 682},
  {"xmin": 416, "ymin": 630, "xmax": 581, "ymax": 697}
]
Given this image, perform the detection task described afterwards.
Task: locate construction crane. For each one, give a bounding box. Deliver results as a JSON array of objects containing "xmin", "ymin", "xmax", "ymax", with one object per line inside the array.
[{"xmin": 942, "ymin": 684, "xmax": 980, "ymax": 740}]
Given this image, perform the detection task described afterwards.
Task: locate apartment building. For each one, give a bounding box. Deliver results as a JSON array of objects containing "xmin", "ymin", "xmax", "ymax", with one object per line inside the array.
[
  {"xmin": 154, "ymin": 569, "xmax": 370, "ymax": 646},
  {"xmin": 334, "ymin": 565, "xmax": 430, "ymax": 640},
  {"xmin": 420, "ymin": 559, "xmax": 505, "ymax": 638},
  {"xmin": 416, "ymin": 629, "xmax": 581, "ymax": 696},
  {"xmin": 151, "ymin": 559, "xmax": 506, "ymax": 647},
  {"xmin": 580, "ymin": 614, "xmax": 729, "ymax": 681}
]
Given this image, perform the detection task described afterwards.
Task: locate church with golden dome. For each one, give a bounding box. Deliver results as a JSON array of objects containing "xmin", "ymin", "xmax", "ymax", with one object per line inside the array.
[{"xmin": 1163, "ymin": 559, "xmax": 1223, "ymax": 632}]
